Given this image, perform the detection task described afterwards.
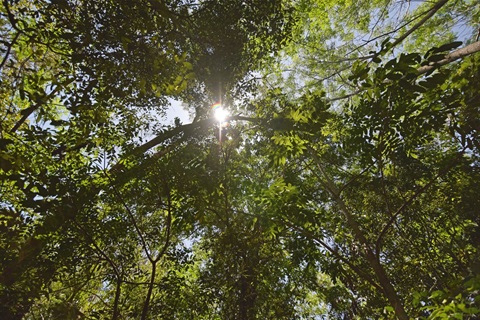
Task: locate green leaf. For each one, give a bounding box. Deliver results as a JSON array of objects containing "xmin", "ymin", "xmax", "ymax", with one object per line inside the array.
[{"xmin": 431, "ymin": 41, "xmax": 463, "ymax": 54}]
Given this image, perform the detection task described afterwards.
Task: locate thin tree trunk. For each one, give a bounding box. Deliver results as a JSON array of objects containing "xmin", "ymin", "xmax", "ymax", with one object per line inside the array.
[
  {"xmin": 112, "ymin": 278, "xmax": 122, "ymax": 320},
  {"xmin": 239, "ymin": 264, "xmax": 257, "ymax": 320},
  {"xmin": 141, "ymin": 261, "xmax": 157, "ymax": 320}
]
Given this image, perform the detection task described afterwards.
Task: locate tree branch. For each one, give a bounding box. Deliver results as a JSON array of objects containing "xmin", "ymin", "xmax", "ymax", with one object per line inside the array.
[
  {"xmin": 308, "ymin": 147, "xmax": 409, "ymax": 320},
  {"xmin": 73, "ymin": 219, "xmax": 121, "ymax": 279},
  {"xmin": 10, "ymin": 86, "xmax": 62, "ymax": 133},
  {"xmin": 0, "ymin": 31, "xmax": 21, "ymax": 70},
  {"xmin": 328, "ymin": 40, "xmax": 480, "ymax": 102},
  {"xmin": 375, "ymin": 150, "xmax": 465, "ymax": 253},
  {"xmin": 344, "ymin": 0, "xmax": 449, "ymax": 63},
  {"xmin": 127, "ymin": 115, "xmax": 260, "ymax": 157},
  {"xmin": 282, "ymin": 219, "xmax": 383, "ymax": 292},
  {"xmin": 105, "ymin": 171, "xmax": 154, "ymax": 262},
  {"xmin": 389, "ymin": 0, "xmax": 449, "ymax": 49},
  {"xmin": 417, "ymin": 40, "xmax": 480, "ymax": 74},
  {"xmin": 2, "ymin": 0, "xmax": 19, "ymax": 31},
  {"xmin": 155, "ymin": 180, "xmax": 173, "ymax": 262}
]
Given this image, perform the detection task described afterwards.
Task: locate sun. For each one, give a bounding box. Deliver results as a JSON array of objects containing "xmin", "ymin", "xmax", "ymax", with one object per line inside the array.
[{"xmin": 212, "ymin": 103, "xmax": 229, "ymax": 123}]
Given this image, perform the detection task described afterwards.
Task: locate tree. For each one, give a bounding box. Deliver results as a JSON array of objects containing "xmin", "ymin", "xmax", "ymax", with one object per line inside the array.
[
  {"xmin": 252, "ymin": 45, "xmax": 480, "ymax": 318},
  {"xmin": 1, "ymin": 0, "xmax": 294, "ymax": 318},
  {"xmin": 1, "ymin": 0, "xmax": 479, "ymax": 319}
]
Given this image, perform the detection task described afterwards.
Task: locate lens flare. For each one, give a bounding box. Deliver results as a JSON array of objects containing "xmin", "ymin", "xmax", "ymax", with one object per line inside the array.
[{"xmin": 212, "ymin": 103, "xmax": 228, "ymax": 123}]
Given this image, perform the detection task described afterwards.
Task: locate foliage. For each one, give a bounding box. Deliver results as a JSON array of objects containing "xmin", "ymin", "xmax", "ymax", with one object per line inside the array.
[{"xmin": 1, "ymin": 0, "xmax": 479, "ymax": 319}]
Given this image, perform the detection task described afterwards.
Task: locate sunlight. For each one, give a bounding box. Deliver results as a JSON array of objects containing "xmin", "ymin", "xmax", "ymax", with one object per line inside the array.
[{"xmin": 212, "ymin": 103, "xmax": 229, "ymax": 123}]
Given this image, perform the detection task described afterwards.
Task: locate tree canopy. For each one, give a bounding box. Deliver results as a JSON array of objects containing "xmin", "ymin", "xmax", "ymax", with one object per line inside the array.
[{"xmin": 1, "ymin": 0, "xmax": 479, "ymax": 319}]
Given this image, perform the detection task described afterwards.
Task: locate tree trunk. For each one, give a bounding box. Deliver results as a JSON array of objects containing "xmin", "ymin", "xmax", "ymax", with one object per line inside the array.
[
  {"xmin": 112, "ymin": 278, "xmax": 122, "ymax": 320},
  {"xmin": 335, "ymin": 199, "xmax": 409, "ymax": 320},
  {"xmin": 311, "ymin": 151, "xmax": 409, "ymax": 320},
  {"xmin": 239, "ymin": 265, "xmax": 257, "ymax": 320},
  {"xmin": 141, "ymin": 261, "xmax": 156, "ymax": 320}
]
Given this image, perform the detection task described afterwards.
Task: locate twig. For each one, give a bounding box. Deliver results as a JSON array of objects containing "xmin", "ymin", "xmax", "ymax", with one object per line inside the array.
[{"xmin": 104, "ymin": 171, "xmax": 153, "ymax": 262}]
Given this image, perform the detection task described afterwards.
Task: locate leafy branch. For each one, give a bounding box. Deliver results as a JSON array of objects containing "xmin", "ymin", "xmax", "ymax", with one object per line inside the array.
[{"xmin": 328, "ymin": 40, "xmax": 480, "ymax": 102}]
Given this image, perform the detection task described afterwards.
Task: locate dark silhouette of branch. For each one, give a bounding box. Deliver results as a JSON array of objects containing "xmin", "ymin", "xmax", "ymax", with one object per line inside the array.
[
  {"xmin": 10, "ymin": 86, "xmax": 61, "ymax": 133},
  {"xmin": 327, "ymin": 89, "xmax": 364, "ymax": 102},
  {"xmin": 338, "ymin": 163, "xmax": 374, "ymax": 195},
  {"xmin": 128, "ymin": 115, "xmax": 260, "ymax": 157},
  {"xmin": 0, "ymin": 31, "xmax": 21, "ymax": 70},
  {"xmin": 2, "ymin": 0, "xmax": 19, "ymax": 31}
]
